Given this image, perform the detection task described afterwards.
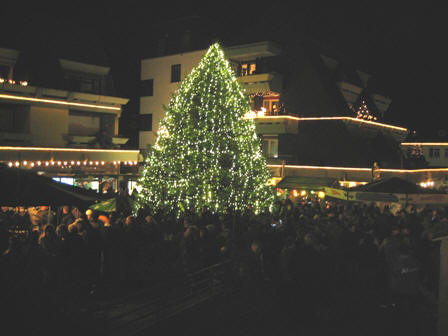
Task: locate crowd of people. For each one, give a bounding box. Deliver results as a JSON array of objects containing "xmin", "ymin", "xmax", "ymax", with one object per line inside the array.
[{"xmin": 0, "ymin": 197, "xmax": 445, "ymax": 334}]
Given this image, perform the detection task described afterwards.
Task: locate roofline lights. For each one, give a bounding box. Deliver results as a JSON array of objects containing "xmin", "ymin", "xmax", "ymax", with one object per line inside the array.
[
  {"xmin": 268, "ymin": 164, "xmax": 448, "ymax": 174},
  {"xmin": 401, "ymin": 142, "xmax": 448, "ymax": 146},
  {"xmin": 268, "ymin": 164, "xmax": 372, "ymax": 172},
  {"xmin": 0, "ymin": 146, "xmax": 139, "ymax": 154},
  {"xmin": 246, "ymin": 115, "xmax": 407, "ymax": 132},
  {"xmin": 0, "ymin": 94, "xmax": 121, "ymax": 111}
]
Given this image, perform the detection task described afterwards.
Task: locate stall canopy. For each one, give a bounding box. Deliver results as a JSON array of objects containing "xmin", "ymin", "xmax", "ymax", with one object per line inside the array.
[
  {"xmin": 275, "ymin": 176, "xmax": 337, "ymax": 190},
  {"xmin": 326, "ymin": 177, "xmax": 448, "ymax": 205},
  {"xmin": 0, "ymin": 165, "xmax": 104, "ymax": 206},
  {"xmin": 89, "ymin": 197, "xmax": 134, "ymax": 213},
  {"xmin": 346, "ymin": 177, "xmax": 434, "ymax": 194}
]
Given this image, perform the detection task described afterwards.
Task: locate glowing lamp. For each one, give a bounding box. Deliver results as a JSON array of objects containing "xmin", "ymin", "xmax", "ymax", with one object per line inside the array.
[
  {"xmin": 318, "ymin": 191, "xmax": 325, "ymax": 199},
  {"xmin": 292, "ymin": 189, "xmax": 299, "ymax": 197},
  {"xmin": 300, "ymin": 190, "xmax": 307, "ymax": 196},
  {"xmin": 8, "ymin": 162, "xmax": 13, "ymax": 167}
]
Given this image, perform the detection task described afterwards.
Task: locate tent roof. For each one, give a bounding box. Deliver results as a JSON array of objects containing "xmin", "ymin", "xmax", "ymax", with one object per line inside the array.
[
  {"xmin": 0, "ymin": 166, "xmax": 103, "ymax": 206},
  {"xmin": 346, "ymin": 177, "xmax": 434, "ymax": 194},
  {"xmin": 276, "ymin": 176, "xmax": 337, "ymax": 190}
]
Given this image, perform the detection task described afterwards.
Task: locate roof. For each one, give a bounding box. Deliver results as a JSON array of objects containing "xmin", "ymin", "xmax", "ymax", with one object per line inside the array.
[
  {"xmin": 276, "ymin": 176, "xmax": 337, "ymax": 190},
  {"xmin": 346, "ymin": 177, "xmax": 433, "ymax": 194}
]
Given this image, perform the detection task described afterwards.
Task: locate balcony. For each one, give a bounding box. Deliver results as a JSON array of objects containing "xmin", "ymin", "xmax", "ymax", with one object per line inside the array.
[
  {"xmin": 253, "ymin": 116, "xmax": 299, "ymax": 135},
  {"xmin": 237, "ymin": 72, "xmax": 283, "ymax": 95},
  {"xmin": 225, "ymin": 41, "xmax": 281, "ymax": 62},
  {"xmin": 0, "ymin": 132, "xmax": 32, "ymax": 145}
]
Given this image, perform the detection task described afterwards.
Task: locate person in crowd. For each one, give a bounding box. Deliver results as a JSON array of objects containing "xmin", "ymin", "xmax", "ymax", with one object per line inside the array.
[{"xmin": 60, "ymin": 205, "xmax": 75, "ymax": 227}]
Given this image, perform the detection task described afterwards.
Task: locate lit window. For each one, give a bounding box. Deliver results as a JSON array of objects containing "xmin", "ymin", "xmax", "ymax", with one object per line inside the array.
[{"xmin": 239, "ymin": 62, "xmax": 256, "ymax": 76}]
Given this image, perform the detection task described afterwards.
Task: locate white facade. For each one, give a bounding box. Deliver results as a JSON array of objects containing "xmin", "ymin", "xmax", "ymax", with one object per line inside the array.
[
  {"xmin": 139, "ymin": 41, "xmax": 283, "ymax": 149},
  {"xmin": 139, "ymin": 49, "xmax": 207, "ymax": 149},
  {"xmin": 401, "ymin": 143, "xmax": 448, "ymax": 168}
]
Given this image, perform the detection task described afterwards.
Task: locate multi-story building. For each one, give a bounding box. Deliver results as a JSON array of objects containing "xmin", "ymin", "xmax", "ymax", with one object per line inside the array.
[
  {"xmin": 138, "ymin": 38, "xmax": 448, "ymax": 194},
  {"xmin": 0, "ymin": 46, "xmax": 139, "ymax": 192}
]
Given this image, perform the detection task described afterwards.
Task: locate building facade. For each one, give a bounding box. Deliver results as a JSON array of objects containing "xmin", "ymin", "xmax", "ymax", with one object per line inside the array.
[{"xmin": 0, "ymin": 47, "xmax": 139, "ymax": 192}]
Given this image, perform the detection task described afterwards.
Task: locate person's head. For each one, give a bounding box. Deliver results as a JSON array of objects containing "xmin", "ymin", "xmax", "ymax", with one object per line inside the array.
[
  {"xmin": 199, "ymin": 227, "xmax": 207, "ymax": 239},
  {"xmin": 251, "ymin": 240, "xmax": 262, "ymax": 254},
  {"xmin": 62, "ymin": 205, "xmax": 70, "ymax": 215},
  {"xmin": 304, "ymin": 233, "xmax": 314, "ymax": 246},
  {"xmin": 43, "ymin": 224, "xmax": 55, "ymax": 236},
  {"xmin": 56, "ymin": 224, "xmax": 68, "ymax": 239},
  {"xmin": 391, "ymin": 225, "xmax": 400, "ymax": 236},
  {"xmin": 85, "ymin": 209, "xmax": 94, "ymax": 221},
  {"xmin": 98, "ymin": 215, "xmax": 110, "ymax": 227},
  {"xmin": 125, "ymin": 215, "xmax": 134, "ymax": 226}
]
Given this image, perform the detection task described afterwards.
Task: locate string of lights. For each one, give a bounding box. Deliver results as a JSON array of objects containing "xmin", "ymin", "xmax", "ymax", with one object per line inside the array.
[
  {"xmin": 5, "ymin": 160, "xmax": 138, "ymax": 168},
  {"xmin": 135, "ymin": 43, "xmax": 274, "ymax": 217}
]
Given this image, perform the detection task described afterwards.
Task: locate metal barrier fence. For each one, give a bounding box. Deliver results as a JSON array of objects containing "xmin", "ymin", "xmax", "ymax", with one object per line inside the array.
[{"xmin": 95, "ymin": 260, "xmax": 233, "ymax": 336}]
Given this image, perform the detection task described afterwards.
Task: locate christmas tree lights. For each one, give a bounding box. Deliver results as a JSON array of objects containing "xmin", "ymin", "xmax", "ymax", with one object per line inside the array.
[
  {"xmin": 135, "ymin": 43, "xmax": 274, "ymax": 217},
  {"xmin": 355, "ymin": 100, "xmax": 377, "ymax": 121}
]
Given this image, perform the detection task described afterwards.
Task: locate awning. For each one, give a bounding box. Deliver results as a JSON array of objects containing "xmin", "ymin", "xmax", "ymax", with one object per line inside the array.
[
  {"xmin": 276, "ymin": 176, "xmax": 337, "ymax": 190},
  {"xmin": 0, "ymin": 165, "xmax": 104, "ymax": 206}
]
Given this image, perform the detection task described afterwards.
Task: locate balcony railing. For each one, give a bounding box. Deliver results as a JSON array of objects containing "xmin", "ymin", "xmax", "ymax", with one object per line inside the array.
[
  {"xmin": 64, "ymin": 134, "xmax": 129, "ymax": 149},
  {"xmin": 237, "ymin": 72, "xmax": 282, "ymax": 95}
]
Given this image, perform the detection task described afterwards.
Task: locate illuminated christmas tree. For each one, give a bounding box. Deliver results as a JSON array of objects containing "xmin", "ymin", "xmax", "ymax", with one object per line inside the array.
[
  {"xmin": 136, "ymin": 43, "xmax": 274, "ymax": 217},
  {"xmin": 355, "ymin": 100, "xmax": 377, "ymax": 121}
]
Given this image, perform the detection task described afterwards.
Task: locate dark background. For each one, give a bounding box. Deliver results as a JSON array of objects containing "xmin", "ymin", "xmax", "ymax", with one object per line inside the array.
[{"xmin": 1, "ymin": 1, "xmax": 444, "ymax": 142}]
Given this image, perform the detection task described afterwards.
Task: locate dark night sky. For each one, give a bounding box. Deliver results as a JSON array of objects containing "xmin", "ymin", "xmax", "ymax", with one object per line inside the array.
[{"xmin": 1, "ymin": 1, "xmax": 445, "ymax": 139}]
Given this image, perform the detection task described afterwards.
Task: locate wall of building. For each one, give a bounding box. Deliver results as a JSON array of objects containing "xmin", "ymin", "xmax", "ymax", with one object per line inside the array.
[
  {"xmin": 29, "ymin": 105, "xmax": 68, "ymax": 147},
  {"xmin": 140, "ymin": 49, "xmax": 207, "ymax": 148},
  {"xmin": 422, "ymin": 146, "xmax": 448, "ymax": 167}
]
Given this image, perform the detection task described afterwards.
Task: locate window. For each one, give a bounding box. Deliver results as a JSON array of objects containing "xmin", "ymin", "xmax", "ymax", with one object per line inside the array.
[
  {"xmin": 261, "ymin": 136, "xmax": 278, "ymax": 158},
  {"xmin": 261, "ymin": 95, "xmax": 280, "ymax": 115},
  {"xmin": 434, "ymin": 148, "xmax": 440, "ymax": 158},
  {"xmin": 65, "ymin": 74, "xmax": 101, "ymax": 94},
  {"xmin": 0, "ymin": 64, "xmax": 11, "ymax": 78},
  {"xmin": 140, "ymin": 114, "xmax": 152, "ymax": 131},
  {"xmin": 0, "ymin": 103, "xmax": 28, "ymax": 132},
  {"xmin": 240, "ymin": 62, "xmax": 256, "ymax": 76},
  {"xmin": 140, "ymin": 79, "xmax": 154, "ymax": 96},
  {"xmin": 429, "ymin": 148, "xmax": 433, "ymax": 158},
  {"xmin": 68, "ymin": 112, "xmax": 100, "ymax": 135},
  {"xmin": 171, "ymin": 64, "xmax": 181, "ymax": 82}
]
